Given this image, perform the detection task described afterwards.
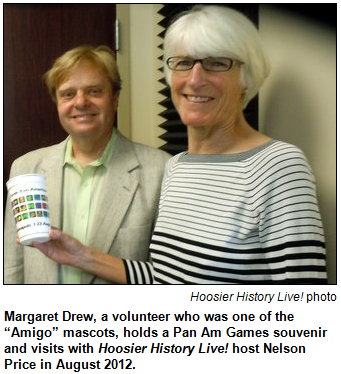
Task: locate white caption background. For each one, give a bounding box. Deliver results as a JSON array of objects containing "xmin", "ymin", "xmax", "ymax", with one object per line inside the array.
[{"xmin": 1, "ymin": 285, "xmax": 339, "ymax": 373}]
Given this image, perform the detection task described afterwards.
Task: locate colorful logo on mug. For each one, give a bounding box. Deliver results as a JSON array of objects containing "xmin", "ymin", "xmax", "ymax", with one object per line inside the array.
[{"xmin": 11, "ymin": 192, "xmax": 49, "ymax": 224}]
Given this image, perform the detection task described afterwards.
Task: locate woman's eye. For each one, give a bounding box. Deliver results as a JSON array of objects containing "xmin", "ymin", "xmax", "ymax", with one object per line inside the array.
[
  {"xmin": 213, "ymin": 62, "xmax": 225, "ymax": 67},
  {"xmin": 209, "ymin": 60, "xmax": 227, "ymax": 68},
  {"xmin": 176, "ymin": 59, "xmax": 192, "ymax": 67}
]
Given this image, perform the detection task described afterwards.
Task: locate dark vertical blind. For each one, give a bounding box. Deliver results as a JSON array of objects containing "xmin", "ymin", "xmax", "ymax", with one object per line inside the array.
[{"xmin": 3, "ymin": 4, "xmax": 117, "ymax": 209}]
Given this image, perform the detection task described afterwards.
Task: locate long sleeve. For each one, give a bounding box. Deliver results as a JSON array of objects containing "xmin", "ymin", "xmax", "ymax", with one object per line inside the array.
[
  {"xmin": 256, "ymin": 144, "xmax": 326, "ymax": 283},
  {"xmin": 123, "ymin": 259, "xmax": 154, "ymax": 284}
]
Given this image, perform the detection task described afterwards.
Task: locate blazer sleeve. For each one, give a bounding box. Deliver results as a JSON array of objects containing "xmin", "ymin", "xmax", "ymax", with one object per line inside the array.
[
  {"xmin": 4, "ymin": 160, "xmax": 26, "ymax": 284},
  {"xmin": 4, "ymin": 140, "xmax": 66, "ymax": 284}
]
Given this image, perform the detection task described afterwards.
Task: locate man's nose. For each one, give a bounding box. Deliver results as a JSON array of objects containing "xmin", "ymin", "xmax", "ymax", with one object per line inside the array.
[{"xmin": 75, "ymin": 91, "xmax": 89, "ymax": 108}]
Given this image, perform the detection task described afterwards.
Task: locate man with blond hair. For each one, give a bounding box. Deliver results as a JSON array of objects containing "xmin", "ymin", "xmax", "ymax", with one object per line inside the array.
[{"xmin": 4, "ymin": 45, "xmax": 170, "ymax": 284}]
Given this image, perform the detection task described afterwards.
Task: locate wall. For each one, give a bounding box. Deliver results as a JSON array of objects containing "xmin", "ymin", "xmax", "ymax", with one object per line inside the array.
[
  {"xmin": 259, "ymin": 6, "xmax": 336, "ymax": 283},
  {"xmin": 116, "ymin": 4, "xmax": 165, "ymax": 148}
]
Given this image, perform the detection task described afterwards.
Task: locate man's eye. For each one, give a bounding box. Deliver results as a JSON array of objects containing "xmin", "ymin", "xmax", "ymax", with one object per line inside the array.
[
  {"xmin": 88, "ymin": 87, "xmax": 102, "ymax": 95},
  {"xmin": 60, "ymin": 91, "xmax": 74, "ymax": 99}
]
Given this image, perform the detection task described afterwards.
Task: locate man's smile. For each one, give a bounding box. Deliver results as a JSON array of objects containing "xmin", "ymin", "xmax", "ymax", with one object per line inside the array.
[{"xmin": 71, "ymin": 113, "xmax": 97, "ymax": 119}]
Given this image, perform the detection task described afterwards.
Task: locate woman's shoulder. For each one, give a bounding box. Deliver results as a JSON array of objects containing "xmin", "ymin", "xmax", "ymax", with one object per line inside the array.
[
  {"xmin": 263, "ymin": 140, "xmax": 309, "ymax": 163},
  {"xmin": 166, "ymin": 151, "xmax": 187, "ymax": 166},
  {"xmin": 260, "ymin": 140, "xmax": 314, "ymax": 180}
]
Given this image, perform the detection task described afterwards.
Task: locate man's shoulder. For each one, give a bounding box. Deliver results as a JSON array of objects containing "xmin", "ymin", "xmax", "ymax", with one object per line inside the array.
[
  {"xmin": 132, "ymin": 142, "xmax": 170, "ymax": 159},
  {"xmin": 12, "ymin": 139, "xmax": 68, "ymax": 167},
  {"xmin": 117, "ymin": 133, "xmax": 171, "ymax": 164}
]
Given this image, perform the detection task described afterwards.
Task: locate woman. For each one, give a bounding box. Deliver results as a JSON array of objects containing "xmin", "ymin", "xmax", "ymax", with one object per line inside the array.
[{"xmin": 32, "ymin": 5, "xmax": 327, "ymax": 284}]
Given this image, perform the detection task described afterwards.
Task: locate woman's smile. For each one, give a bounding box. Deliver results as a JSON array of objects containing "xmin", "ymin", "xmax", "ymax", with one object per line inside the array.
[{"xmin": 184, "ymin": 94, "xmax": 213, "ymax": 103}]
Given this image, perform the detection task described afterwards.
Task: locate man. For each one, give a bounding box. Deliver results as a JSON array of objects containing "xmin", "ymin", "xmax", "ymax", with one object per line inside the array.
[{"xmin": 4, "ymin": 45, "xmax": 170, "ymax": 284}]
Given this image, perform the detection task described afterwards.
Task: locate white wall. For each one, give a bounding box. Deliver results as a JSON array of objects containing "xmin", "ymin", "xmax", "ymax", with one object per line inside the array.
[
  {"xmin": 259, "ymin": 6, "xmax": 336, "ymax": 283},
  {"xmin": 116, "ymin": 4, "xmax": 165, "ymax": 148}
]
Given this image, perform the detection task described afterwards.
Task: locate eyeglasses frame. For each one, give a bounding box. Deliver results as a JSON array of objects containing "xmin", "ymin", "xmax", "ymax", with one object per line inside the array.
[{"xmin": 166, "ymin": 56, "xmax": 237, "ymax": 72}]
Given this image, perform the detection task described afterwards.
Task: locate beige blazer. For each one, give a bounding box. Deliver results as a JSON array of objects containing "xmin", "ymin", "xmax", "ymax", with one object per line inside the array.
[{"xmin": 4, "ymin": 131, "xmax": 170, "ymax": 284}]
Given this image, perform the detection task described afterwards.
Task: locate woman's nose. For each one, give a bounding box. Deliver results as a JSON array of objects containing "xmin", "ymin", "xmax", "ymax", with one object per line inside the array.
[{"xmin": 187, "ymin": 62, "xmax": 207, "ymax": 87}]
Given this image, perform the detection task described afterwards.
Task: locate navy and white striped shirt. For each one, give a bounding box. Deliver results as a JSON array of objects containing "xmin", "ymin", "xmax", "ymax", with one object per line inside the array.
[{"xmin": 123, "ymin": 141, "xmax": 326, "ymax": 284}]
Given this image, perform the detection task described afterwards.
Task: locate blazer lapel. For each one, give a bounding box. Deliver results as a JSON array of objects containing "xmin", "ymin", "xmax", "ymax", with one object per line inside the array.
[{"xmin": 81, "ymin": 134, "xmax": 140, "ymax": 284}]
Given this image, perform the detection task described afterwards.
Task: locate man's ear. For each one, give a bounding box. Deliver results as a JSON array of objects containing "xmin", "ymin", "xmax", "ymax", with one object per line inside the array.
[{"xmin": 113, "ymin": 91, "xmax": 120, "ymax": 110}]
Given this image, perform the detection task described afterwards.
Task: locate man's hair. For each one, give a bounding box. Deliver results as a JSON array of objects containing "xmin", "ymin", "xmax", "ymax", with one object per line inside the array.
[{"xmin": 44, "ymin": 45, "xmax": 122, "ymax": 101}]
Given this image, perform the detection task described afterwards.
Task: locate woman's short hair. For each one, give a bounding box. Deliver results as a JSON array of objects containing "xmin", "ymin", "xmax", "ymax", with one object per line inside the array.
[
  {"xmin": 163, "ymin": 5, "xmax": 270, "ymax": 108},
  {"xmin": 44, "ymin": 45, "xmax": 122, "ymax": 101}
]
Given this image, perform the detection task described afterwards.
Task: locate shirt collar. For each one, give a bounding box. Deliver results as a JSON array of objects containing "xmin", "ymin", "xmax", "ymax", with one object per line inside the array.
[{"xmin": 64, "ymin": 130, "xmax": 117, "ymax": 170}]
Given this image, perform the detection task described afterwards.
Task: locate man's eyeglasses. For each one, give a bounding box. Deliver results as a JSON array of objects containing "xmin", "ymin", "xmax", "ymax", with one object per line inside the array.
[{"xmin": 166, "ymin": 56, "xmax": 236, "ymax": 72}]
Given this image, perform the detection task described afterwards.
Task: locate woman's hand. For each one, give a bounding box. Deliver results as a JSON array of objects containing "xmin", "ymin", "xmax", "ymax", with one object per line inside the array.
[
  {"xmin": 30, "ymin": 228, "xmax": 88, "ymax": 267},
  {"xmin": 20, "ymin": 228, "xmax": 127, "ymax": 283}
]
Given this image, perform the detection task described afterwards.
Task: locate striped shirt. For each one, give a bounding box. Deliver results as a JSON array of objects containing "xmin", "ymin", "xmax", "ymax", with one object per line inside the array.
[{"xmin": 123, "ymin": 140, "xmax": 326, "ymax": 284}]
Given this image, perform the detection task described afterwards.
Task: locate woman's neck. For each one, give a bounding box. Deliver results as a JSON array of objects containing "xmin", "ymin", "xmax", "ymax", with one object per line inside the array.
[{"xmin": 187, "ymin": 118, "xmax": 271, "ymax": 155}]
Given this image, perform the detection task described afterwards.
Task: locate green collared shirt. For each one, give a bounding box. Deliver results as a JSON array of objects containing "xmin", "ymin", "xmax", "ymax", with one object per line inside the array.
[{"xmin": 60, "ymin": 131, "xmax": 117, "ymax": 284}]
